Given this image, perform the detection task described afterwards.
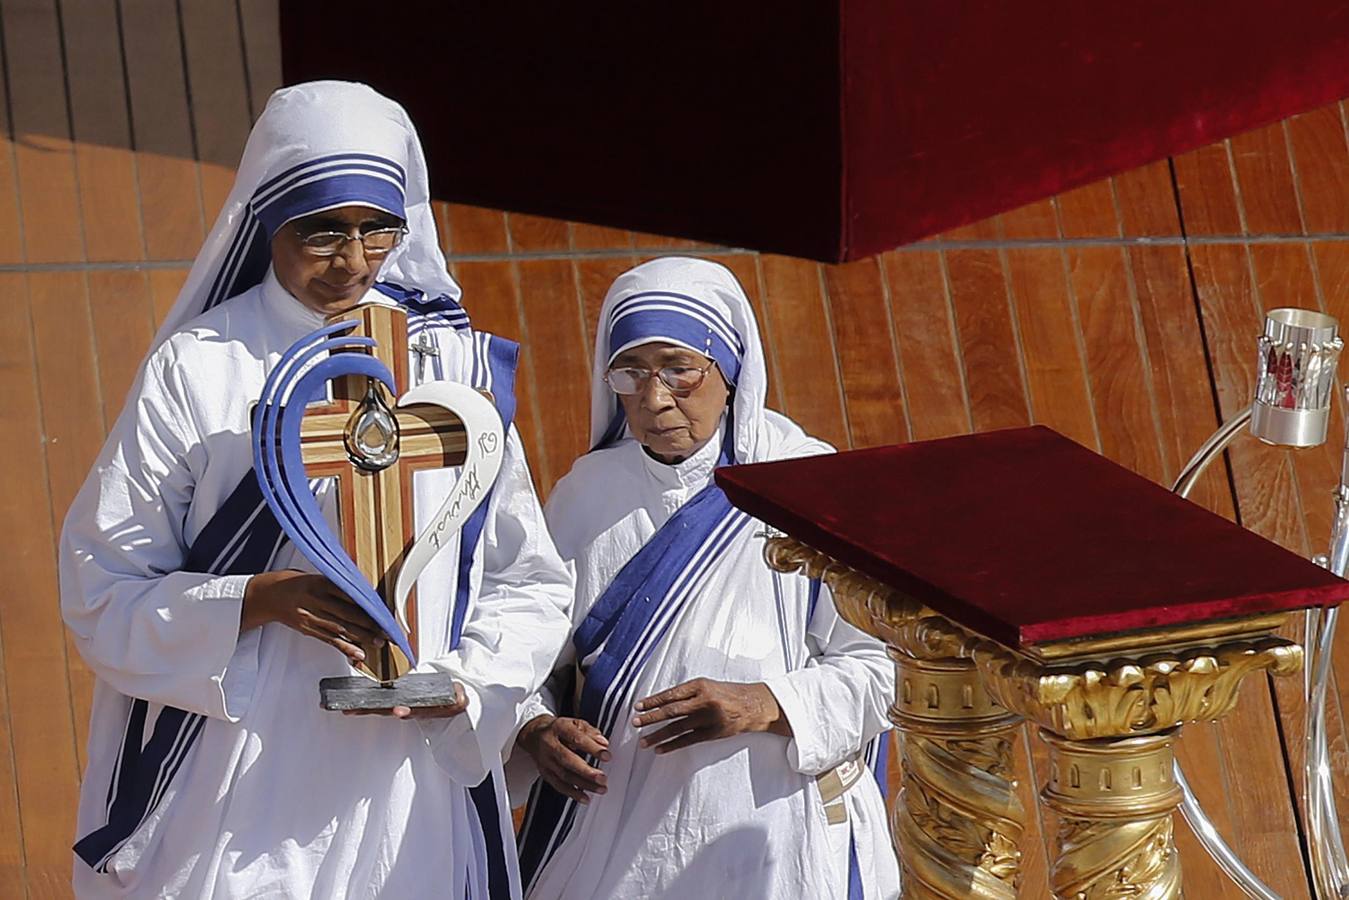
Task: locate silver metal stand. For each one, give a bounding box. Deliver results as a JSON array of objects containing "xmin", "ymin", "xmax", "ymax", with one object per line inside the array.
[{"xmin": 1172, "ymin": 399, "xmax": 1349, "ymax": 899}]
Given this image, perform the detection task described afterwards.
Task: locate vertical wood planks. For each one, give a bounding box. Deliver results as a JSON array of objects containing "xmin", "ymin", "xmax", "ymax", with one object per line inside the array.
[
  {"xmin": 821, "ymin": 258, "xmax": 909, "ymax": 447},
  {"xmin": 880, "ymin": 251, "xmax": 972, "ymax": 440},
  {"xmin": 446, "ymin": 205, "xmax": 510, "ymax": 256},
  {"xmin": 3, "ymin": 0, "xmax": 85, "ymax": 264},
  {"xmin": 178, "ymin": 0, "xmax": 253, "ymax": 219},
  {"xmin": 0, "ymin": 8, "xmax": 25, "ymax": 266},
  {"xmin": 1003, "ymin": 247, "xmax": 1098, "ymax": 449},
  {"xmin": 507, "ymin": 212, "xmax": 570, "ymax": 254},
  {"xmin": 1229, "ymin": 122, "xmax": 1305, "ymax": 235},
  {"xmin": 1173, "ymin": 142, "xmax": 1245, "ymax": 235},
  {"xmin": 86, "ymin": 271, "xmax": 156, "ymax": 427},
  {"xmin": 514, "ymin": 258, "xmax": 591, "ymax": 492},
  {"xmin": 757, "ymin": 255, "xmax": 850, "ymax": 449},
  {"xmin": 0, "ymin": 273, "xmax": 30, "ymax": 898},
  {"xmin": 60, "ymin": 0, "xmax": 144, "ymax": 263},
  {"xmin": 943, "ymin": 249, "xmax": 1029, "ymax": 432},
  {"xmin": 453, "ymin": 259, "xmax": 548, "ymax": 481},
  {"xmin": 1286, "ymin": 106, "xmax": 1349, "ymax": 233},
  {"xmin": 28, "ymin": 272, "xmax": 107, "ymax": 773},
  {"xmin": 238, "ymin": 0, "xmax": 283, "ymax": 119},
  {"xmin": 0, "ymin": 274, "xmax": 81, "ymax": 896},
  {"xmin": 121, "ymin": 0, "xmax": 206, "ymax": 260}
]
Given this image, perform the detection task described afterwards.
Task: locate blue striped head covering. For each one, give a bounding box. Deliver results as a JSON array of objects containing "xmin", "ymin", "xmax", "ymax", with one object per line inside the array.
[
  {"xmin": 151, "ymin": 81, "xmax": 461, "ymax": 346},
  {"xmin": 250, "ymin": 152, "xmax": 407, "ymax": 237},
  {"xmin": 606, "ymin": 290, "xmax": 744, "ymax": 386},
  {"xmin": 591, "ymin": 257, "xmax": 773, "ymax": 463}
]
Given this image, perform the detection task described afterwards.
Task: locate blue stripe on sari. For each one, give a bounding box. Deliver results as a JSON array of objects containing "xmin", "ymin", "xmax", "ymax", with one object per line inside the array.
[
  {"xmin": 469, "ymin": 776, "xmax": 513, "ymax": 900},
  {"xmin": 518, "ymin": 482, "xmax": 742, "ymax": 891},
  {"xmin": 847, "ymin": 831, "xmax": 865, "ymax": 900},
  {"xmin": 252, "ymin": 170, "xmax": 405, "ymax": 236},
  {"xmin": 449, "ymin": 331, "xmax": 519, "ymax": 900},
  {"xmin": 807, "ymin": 578, "xmax": 822, "ymax": 622},
  {"xmin": 376, "ymin": 281, "xmax": 471, "ymax": 326},
  {"xmin": 845, "ymin": 733, "xmax": 891, "ymax": 899},
  {"xmin": 76, "ymin": 306, "xmax": 505, "ymax": 878},
  {"xmin": 203, "ymin": 219, "xmax": 269, "ymax": 313},
  {"xmin": 206, "ymin": 153, "xmax": 408, "ymax": 313},
  {"xmin": 253, "ymin": 152, "xmax": 406, "ymax": 201},
  {"xmin": 870, "ymin": 732, "xmax": 890, "ymax": 802},
  {"xmin": 74, "ymin": 469, "xmax": 286, "ymax": 871},
  {"xmin": 594, "ymin": 508, "xmax": 748, "ymax": 737}
]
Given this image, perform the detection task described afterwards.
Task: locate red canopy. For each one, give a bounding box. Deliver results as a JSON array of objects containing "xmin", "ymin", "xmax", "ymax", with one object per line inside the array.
[{"xmin": 283, "ymin": 2, "xmax": 1349, "ymax": 261}]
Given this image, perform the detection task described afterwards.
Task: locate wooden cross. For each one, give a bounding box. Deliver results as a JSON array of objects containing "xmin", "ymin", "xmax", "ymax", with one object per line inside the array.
[{"xmin": 299, "ymin": 303, "xmax": 467, "ymax": 684}]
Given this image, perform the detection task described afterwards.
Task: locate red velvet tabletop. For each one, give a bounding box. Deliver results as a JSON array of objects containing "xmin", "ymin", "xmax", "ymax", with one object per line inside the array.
[{"xmin": 715, "ymin": 426, "xmax": 1349, "ymax": 648}]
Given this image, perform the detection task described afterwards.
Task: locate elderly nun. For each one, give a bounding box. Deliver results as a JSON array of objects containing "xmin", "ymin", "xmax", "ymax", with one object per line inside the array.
[
  {"xmin": 59, "ymin": 81, "xmax": 573, "ymax": 899},
  {"xmin": 511, "ymin": 257, "xmax": 900, "ymax": 899}
]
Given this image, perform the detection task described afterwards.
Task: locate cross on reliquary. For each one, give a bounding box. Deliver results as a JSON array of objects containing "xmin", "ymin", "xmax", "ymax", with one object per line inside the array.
[{"xmin": 298, "ymin": 303, "xmax": 468, "ymax": 684}]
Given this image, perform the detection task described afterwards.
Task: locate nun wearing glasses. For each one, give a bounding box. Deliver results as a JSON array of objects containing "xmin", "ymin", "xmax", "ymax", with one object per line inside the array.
[
  {"xmin": 512, "ymin": 257, "xmax": 900, "ymax": 899},
  {"xmin": 59, "ymin": 81, "xmax": 572, "ymax": 898}
]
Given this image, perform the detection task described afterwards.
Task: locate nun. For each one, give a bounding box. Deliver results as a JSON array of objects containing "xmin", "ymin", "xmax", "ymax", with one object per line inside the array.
[
  {"xmin": 59, "ymin": 81, "xmax": 572, "ymax": 898},
  {"xmin": 512, "ymin": 257, "xmax": 900, "ymax": 899}
]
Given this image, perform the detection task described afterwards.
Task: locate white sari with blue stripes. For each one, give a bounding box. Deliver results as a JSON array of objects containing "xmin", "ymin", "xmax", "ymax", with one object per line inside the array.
[
  {"xmin": 513, "ymin": 413, "xmax": 900, "ymax": 900},
  {"xmin": 60, "ymin": 271, "xmax": 572, "ymax": 899}
]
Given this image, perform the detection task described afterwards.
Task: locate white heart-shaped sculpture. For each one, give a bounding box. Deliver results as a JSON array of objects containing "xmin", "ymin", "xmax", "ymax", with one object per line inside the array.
[{"xmin": 390, "ymin": 381, "xmax": 505, "ymax": 633}]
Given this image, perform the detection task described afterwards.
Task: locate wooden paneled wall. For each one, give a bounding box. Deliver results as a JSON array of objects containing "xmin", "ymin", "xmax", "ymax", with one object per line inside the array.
[{"xmin": 3, "ymin": 0, "xmax": 1349, "ymax": 896}]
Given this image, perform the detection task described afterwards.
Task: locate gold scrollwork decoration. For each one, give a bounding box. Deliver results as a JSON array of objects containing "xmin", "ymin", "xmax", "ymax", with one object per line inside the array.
[
  {"xmin": 973, "ymin": 638, "xmax": 1302, "ymax": 740},
  {"xmin": 762, "ymin": 536, "xmax": 925, "ymax": 644}
]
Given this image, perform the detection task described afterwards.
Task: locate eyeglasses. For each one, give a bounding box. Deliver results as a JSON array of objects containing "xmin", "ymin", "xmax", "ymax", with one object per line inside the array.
[
  {"xmin": 604, "ymin": 360, "xmax": 717, "ymax": 396},
  {"xmin": 295, "ymin": 225, "xmax": 408, "ymax": 257}
]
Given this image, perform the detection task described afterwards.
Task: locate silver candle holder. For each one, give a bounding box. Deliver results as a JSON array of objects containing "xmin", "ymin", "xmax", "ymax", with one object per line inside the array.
[{"xmin": 1251, "ymin": 307, "xmax": 1342, "ymax": 448}]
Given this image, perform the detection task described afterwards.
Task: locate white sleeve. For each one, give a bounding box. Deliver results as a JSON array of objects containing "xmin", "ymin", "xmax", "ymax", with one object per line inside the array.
[
  {"xmin": 763, "ymin": 581, "xmax": 895, "ymax": 776},
  {"xmin": 416, "ymin": 427, "xmax": 575, "ymax": 786},
  {"xmin": 500, "ymin": 619, "xmax": 579, "ymax": 806},
  {"xmin": 59, "ymin": 347, "xmax": 260, "ymax": 722}
]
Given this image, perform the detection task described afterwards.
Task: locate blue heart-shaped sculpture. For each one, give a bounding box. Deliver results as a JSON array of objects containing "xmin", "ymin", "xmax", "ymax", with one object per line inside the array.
[{"xmin": 251, "ymin": 320, "xmax": 416, "ymax": 665}]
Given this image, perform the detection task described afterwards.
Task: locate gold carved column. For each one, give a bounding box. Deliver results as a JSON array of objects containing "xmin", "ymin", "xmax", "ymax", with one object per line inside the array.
[
  {"xmin": 975, "ymin": 629, "xmax": 1301, "ymax": 899},
  {"xmin": 765, "ymin": 536, "xmax": 1304, "ymax": 900},
  {"xmin": 765, "ymin": 538, "xmax": 1026, "ymax": 899}
]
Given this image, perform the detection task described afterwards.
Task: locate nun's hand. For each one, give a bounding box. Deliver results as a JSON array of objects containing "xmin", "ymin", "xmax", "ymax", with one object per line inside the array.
[
  {"xmin": 517, "ymin": 715, "xmax": 610, "ymax": 804},
  {"xmin": 243, "ymin": 570, "xmax": 384, "ymax": 665},
  {"xmin": 632, "ymin": 678, "xmax": 792, "ymax": 754}
]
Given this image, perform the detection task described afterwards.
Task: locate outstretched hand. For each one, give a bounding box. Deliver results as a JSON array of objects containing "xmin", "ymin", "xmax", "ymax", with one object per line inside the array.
[
  {"xmin": 241, "ymin": 570, "xmax": 385, "ymax": 666},
  {"xmin": 632, "ymin": 678, "xmax": 791, "ymax": 754},
  {"xmin": 517, "ymin": 715, "xmax": 610, "ymax": 804}
]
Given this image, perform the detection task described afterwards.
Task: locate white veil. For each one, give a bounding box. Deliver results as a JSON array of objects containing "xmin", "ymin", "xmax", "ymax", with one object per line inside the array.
[
  {"xmin": 588, "ymin": 256, "xmax": 787, "ymax": 465},
  {"xmin": 152, "ymin": 80, "xmax": 460, "ymax": 347}
]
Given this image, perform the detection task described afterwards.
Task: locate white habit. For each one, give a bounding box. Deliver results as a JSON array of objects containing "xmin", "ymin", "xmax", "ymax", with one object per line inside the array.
[
  {"xmin": 60, "ymin": 83, "xmax": 573, "ymax": 899},
  {"xmin": 512, "ymin": 258, "xmax": 901, "ymax": 900}
]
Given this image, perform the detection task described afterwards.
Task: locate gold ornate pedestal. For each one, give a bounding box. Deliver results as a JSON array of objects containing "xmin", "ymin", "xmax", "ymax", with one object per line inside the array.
[
  {"xmin": 766, "ymin": 539, "xmax": 1026, "ymax": 899},
  {"xmin": 764, "ymin": 536, "xmax": 1303, "ymax": 900},
  {"xmin": 891, "ymin": 653, "xmax": 1025, "ymax": 899},
  {"xmin": 1037, "ymin": 729, "xmax": 1183, "ymax": 898},
  {"xmin": 978, "ymin": 638, "xmax": 1301, "ymax": 899}
]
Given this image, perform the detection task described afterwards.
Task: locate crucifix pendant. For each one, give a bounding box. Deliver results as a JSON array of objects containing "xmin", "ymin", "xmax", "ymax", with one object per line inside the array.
[{"xmin": 410, "ymin": 333, "xmax": 439, "ymax": 382}]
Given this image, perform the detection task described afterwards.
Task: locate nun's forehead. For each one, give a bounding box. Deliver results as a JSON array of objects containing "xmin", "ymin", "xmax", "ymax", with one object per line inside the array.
[{"xmin": 611, "ymin": 340, "xmax": 709, "ymax": 361}]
